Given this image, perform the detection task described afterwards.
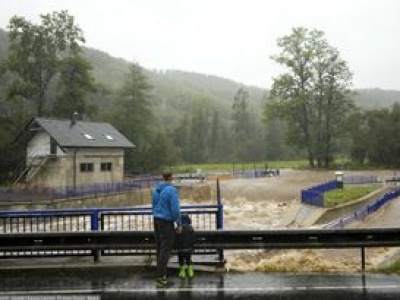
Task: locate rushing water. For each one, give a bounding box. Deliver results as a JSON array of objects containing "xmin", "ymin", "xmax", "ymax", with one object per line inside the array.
[{"xmin": 213, "ymin": 171, "xmax": 400, "ymax": 273}]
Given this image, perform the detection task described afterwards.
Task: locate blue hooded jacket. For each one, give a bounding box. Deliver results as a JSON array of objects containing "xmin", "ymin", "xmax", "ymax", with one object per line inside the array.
[{"xmin": 152, "ymin": 182, "xmax": 181, "ymax": 224}]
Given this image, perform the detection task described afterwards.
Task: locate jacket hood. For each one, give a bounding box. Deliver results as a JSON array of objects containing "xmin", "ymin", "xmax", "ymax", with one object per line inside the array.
[{"xmin": 156, "ymin": 182, "xmax": 170, "ymax": 193}]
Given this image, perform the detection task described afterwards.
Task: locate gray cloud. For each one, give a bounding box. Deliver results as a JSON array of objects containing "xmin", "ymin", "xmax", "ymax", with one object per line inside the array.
[{"xmin": 0, "ymin": 0, "xmax": 399, "ymax": 90}]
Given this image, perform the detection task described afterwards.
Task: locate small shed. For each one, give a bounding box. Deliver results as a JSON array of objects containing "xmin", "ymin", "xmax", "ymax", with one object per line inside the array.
[{"xmin": 13, "ymin": 117, "xmax": 134, "ymax": 188}]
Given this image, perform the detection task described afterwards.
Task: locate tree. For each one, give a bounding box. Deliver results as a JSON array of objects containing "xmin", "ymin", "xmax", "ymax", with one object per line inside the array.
[
  {"xmin": 144, "ymin": 130, "xmax": 179, "ymax": 173},
  {"xmin": 112, "ymin": 63, "xmax": 153, "ymax": 173},
  {"xmin": 187, "ymin": 106, "xmax": 209, "ymax": 163},
  {"xmin": 346, "ymin": 110, "xmax": 369, "ymax": 164},
  {"xmin": 173, "ymin": 114, "xmax": 190, "ymax": 162},
  {"xmin": 52, "ymin": 55, "xmax": 96, "ymax": 118},
  {"xmin": 265, "ymin": 27, "xmax": 354, "ymax": 168},
  {"xmin": 232, "ymin": 86, "xmax": 251, "ymax": 161},
  {"xmin": 5, "ymin": 10, "xmax": 85, "ymax": 116},
  {"xmin": 348, "ymin": 104, "xmax": 400, "ymax": 168},
  {"xmin": 209, "ymin": 111, "xmax": 222, "ymax": 161}
]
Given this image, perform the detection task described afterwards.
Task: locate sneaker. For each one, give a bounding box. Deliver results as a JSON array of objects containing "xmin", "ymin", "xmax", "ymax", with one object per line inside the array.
[
  {"xmin": 187, "ymin": 265, "xmax": 194, "ymax": 278},
  {"xmin": 155, "ymin": 276, "xmax": 168, "ymax": 288},
  {"xmin": 178, "ymin": 266, "xmax": 186, "ymax": 279}
]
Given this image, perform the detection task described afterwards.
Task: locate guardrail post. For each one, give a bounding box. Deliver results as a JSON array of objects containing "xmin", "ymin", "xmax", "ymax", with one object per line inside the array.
[
  {"xmin": 91, "ymin": 210, "xmax": 101, "ymax": 262},
  {"xmin": 361, "ymin": 247, "xmax": 365, "ymax": 271},
  {"xmin": 216, "ymin": 178, "xmax": 225, "ymax": 265},
  {"xmin": 216, "ymin": 178, "xmax": 223, "ymax": 230}
]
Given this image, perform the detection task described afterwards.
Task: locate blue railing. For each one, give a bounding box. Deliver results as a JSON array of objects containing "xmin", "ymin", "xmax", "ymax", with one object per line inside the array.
[
  {"xmin": 302, "ymin": 175, "xmax": 384, "ymax": 207},
  {"xmin": 0, "ymin": 202, "xmax": 224, "ymax": 260},
  {"xmin": 324, "ymin": 187, "xmax": 400, "ymax": 229},
  {"xmin": 0, "ymin": 204, "xmax": 223, "ymax": 233},
  {"xmin": 301, "ymin": 180, "xmax": 338, "ymax": 207},
  {"xmin": 0, "ymin": 178, "xmax": 159, "ymax": 202}
]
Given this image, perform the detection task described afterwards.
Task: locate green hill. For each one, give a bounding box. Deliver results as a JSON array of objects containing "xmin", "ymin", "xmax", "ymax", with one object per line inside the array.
[
  {"xmin": 1, "ymin": 27, "xmax": 399, "ymax": 118},
  {"xmin": 354, "ymin": 88, "xmax": 400, "ymax": 109}
]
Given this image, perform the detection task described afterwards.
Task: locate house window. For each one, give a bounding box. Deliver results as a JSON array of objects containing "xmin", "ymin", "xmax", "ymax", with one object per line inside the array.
[
  {"xmin": 101, "ymin": 162, "xmax": 112, "ymax": 172},
  {"xmin": 80, "ymin": 163, "xmax": 94, "ymax": 173}
]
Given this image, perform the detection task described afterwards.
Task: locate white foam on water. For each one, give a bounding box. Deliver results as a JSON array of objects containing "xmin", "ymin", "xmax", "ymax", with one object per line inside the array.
[
  {"xmin": 223, "ymin": 197, "xmax": 292, "ymax": 229},
  {"xmin": 221, "ymin": 195, "xmax": 400, "ymax": 273}
]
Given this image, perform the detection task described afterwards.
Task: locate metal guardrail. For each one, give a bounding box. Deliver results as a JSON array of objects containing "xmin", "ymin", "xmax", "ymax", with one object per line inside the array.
[
  {"xmin": 0, "ymin": 205, "xmax": 223, "ymax": 233},
  {"xmin": 0, "ymin": 179, "xmax": 225, "ymax": 262},
  {"xmin": 0, "ymin": 228, "xmax": 399, "ymax": 270},
  {"xmin": 0, "ymin": 204, "xmax": 224, "ymax": 262}
]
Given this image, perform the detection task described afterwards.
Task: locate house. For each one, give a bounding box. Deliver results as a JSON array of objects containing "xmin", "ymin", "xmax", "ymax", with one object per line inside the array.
[{"xmin": 13, "ymin": 117, "xmax": 134, "ymax": 189}]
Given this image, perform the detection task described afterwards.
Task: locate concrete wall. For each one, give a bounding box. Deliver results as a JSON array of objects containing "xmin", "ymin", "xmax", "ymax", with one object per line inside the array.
[
  {"xmin": 30, "ymin": 148, "xmax": 125, "ymax": 188},
  {"xmin": 315, "ymin": 186, "xmax": 391, "ymax": 225}
]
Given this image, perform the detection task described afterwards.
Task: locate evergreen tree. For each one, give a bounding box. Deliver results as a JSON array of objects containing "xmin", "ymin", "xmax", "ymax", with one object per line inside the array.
[
  {"xmin": 52, "ymin": 55, "xmax": 96, "ymax": 118},
  {"xmin": 187, "ymin": 107, "xmax": 209, "ymax": 163},
  {"xmin": 112, "ymin": 63, "xmax": 153, "ymax": 173},
  {"xmin": 232, "ymin": 86, "xmax": 251, "ymax": 161}
]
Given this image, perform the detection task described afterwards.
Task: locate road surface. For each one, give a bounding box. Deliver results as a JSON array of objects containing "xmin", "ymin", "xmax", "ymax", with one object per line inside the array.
[{"xmin": 0, "ymin": 267, "xmax": 399, "ymax": 299}]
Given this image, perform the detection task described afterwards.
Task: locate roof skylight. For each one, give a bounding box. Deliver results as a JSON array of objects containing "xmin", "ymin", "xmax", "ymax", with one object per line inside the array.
[
  {"xmin": 83, "ymin": 133, "xmax": 94, "ymax": 140},
  {"xmin": 105, "ymin": 134, "xmax": 114, "ymax": 141}
]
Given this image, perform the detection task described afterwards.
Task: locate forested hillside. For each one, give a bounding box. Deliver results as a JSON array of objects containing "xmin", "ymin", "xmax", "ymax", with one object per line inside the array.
[
  {"xmin": 1, "ymin": 21, "xmax": 400, "ymax": 182},
  {"xmin": 1, "ymin": 27, "xmax": 398, "ymax": 116},
  {"xmin": 353, "ymin": 89, "xmax": 400, "ymax": 108}
]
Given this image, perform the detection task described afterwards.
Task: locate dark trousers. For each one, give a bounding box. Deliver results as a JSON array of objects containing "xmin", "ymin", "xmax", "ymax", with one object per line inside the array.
[
  {"xmin": 154, "ymin": 217, "xmax": 175, "ymax": 278},
  {"xmin": 178, "ymin": 251, "xmax": 192, "ymax": 266}
]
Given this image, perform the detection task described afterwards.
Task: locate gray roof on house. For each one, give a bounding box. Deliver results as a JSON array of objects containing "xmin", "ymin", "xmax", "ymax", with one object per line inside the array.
[{"xmin": 23, "ymin": 117, "xmax": 135, "ymax": 149}]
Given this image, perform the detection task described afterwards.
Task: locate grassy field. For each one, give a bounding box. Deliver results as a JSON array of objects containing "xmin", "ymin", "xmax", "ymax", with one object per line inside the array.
[
  {"xmin": 377, "ymin": 260, "xmax": 400, "ymax": 274},
  {"xmin": 323, "ymin": 186, "xmax": 378, "ymax": 207},
  {"xmin": 173, "ymin": 160, "xmax": 310, "ymax": 173},
  {"xmin": 172, "ymin": 158, "xmax": 389, "ymax": 174}
]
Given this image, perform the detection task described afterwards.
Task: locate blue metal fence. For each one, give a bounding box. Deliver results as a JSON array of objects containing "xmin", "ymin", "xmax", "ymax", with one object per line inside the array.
[
  {"xmin": 324, "ymin": 187, "xmax": 400, "ymax": 229},
  {"xmin": 0, "ymin": 178, "xmax": 158, "ymax": 202},
  {"xmin": 301, "ymin": 180, "xmax": 338, "ymax": 207},
  {"xmin": 302, "ymin": 175, "xmax": 384, "ymax": 207}
]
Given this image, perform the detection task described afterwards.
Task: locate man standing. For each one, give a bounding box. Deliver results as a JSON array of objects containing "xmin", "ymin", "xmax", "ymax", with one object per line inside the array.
[{"xmin": 152, "ymin": 171, "xmax": 181, "ymax": 287}]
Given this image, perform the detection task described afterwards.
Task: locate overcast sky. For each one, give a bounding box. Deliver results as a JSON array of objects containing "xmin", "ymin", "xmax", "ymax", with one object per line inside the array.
[{"xmin": 0, "ymin": 0, "xmax": 399, "ymax": 90}]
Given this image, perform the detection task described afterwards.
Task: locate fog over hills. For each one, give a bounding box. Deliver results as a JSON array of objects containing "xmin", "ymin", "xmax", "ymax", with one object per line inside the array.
[{"xmin": 1, "ymin": 27, "xmax": 399, "ymax": 111}]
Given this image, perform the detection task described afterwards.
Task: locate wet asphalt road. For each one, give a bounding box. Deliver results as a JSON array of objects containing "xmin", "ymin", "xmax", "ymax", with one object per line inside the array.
[{"xmin": 0, "ymin": 267, "xmax": 399, "ymax": 299}]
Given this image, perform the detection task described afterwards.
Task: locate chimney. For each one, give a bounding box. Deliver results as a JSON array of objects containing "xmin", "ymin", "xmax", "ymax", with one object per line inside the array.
[{"xmin": 70, "ymin": 111, "xmax": 79, "ymax": 127}]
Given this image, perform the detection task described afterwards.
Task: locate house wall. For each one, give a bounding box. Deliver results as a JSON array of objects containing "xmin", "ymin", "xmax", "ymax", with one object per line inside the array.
[
  {"xmin": 27, "ymin": 131, "xmax": 50, "ymax": 159},
  {"xmin": 27, "ymin": 131, "xmax": 63, "ymax": 160},
  {"xmin": 30, "ymin": 147, "xmax": 126, "ymax": 189},
  {"xmin": 70, "ymin": 148, "xmax": 125, "ymax": 187}
]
